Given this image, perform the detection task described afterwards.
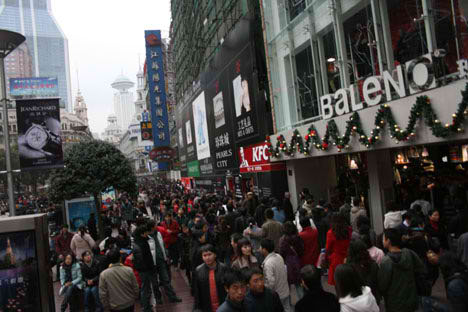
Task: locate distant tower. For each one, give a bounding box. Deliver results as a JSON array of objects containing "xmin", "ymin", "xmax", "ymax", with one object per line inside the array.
[
  {"xmin": 74, "ymin": 71, "xmax": 88, "ymax": 126},
  {"xmin": 134, "ymin": 63, "xmax": 145, "ymax": 119},
  {"xmin": 111, "ymin": 74, "xmax": 135, "ymax": 131}
]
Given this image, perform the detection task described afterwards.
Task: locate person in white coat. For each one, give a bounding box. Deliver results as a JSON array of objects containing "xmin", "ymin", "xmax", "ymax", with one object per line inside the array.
[
  {"xmin": 260, "ymin": 238, "xmax": 291, "ymax": 312},
  {"xmin": 70, "ymin": 225, "xmax": 96, "ymax": 260},
  {"xmin": 335, "ymin": 264, "xmax": 379, "ymax": 312}
]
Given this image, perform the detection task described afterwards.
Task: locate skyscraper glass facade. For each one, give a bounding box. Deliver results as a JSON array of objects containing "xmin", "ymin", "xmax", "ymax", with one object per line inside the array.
[{"xmin": 0, "ymin": 0, "xmax": 72, "ymax": 110}]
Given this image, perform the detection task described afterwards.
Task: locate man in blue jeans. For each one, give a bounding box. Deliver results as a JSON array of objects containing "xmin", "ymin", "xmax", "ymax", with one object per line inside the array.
[{"xmin": 81, "ymin": 251, "xmax": 103, "ymax": 312}]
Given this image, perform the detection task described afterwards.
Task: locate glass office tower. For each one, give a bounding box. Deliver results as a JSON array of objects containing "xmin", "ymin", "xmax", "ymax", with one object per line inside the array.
[{"xmin": 0, "ymin": 0, "xmax": 72, "ymax": 110}]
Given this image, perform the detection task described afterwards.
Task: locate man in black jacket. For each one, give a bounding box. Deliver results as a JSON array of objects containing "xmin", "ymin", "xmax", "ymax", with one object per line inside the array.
[
  {"xmin": 193, "ymin": 244, "xmax": 228, "ymax": 312},
  {"xmin": 217, "ymin": 268, "xmax": 248, "ymax": 312},
  {"xmin": 132, "ymin": 225, "xmax": 156, "ymax": 312},
  {"xmin": 81, "ymin": 250, "xmax": 103, "ymax": 312},
  {"xmin": 245, "ymin": 267, "xmax": 283, "ymax": 312}
]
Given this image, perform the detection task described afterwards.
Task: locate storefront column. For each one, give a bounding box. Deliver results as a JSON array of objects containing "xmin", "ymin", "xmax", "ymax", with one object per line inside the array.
[
  {"xmin": 367, "ymin": 150, "xmax": 394, "ymax": 235},
  {"xmin": 287, "ymin": 157, "xmax": 337, "ymax": 210}
]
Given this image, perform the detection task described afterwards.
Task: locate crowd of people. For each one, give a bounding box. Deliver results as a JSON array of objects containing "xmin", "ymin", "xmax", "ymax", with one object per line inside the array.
[{"xmin": 50, "ymin": 179, "xmax": 468, "ymax": 312}]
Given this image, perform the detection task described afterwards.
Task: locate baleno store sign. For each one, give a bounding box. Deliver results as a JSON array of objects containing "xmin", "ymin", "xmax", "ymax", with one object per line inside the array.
[{"xmin": 321, "ymin": 56, "xmax": 468, "ymax": 120}]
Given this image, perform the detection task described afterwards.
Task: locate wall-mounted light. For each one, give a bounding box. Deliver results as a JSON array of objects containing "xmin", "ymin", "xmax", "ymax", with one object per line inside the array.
[
  {"xmin": 327, "ymin": 57, "xmax": 336, "ymax": 63},
  {"xmin": 350, "ymin": 159, "xmax": 358, "ymax": 170},
  {"xmin": 422, "ymin": 147, "xmax": 429, "ymax": 157}
]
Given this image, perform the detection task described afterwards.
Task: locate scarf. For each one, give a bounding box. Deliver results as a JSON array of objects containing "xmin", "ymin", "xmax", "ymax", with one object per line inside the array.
[
  {"xmin": 63, "ymin": 263, "xmax": 73, "ymax": 283},
  {"xmin": 430, "ymin": 220, "xmax": 439, "ymax": 231}
]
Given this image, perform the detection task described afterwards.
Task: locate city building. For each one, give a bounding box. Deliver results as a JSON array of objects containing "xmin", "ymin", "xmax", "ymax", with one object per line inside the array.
[
  {"xmin": 111, "ymin": 74, "xmax": 135, "ymax": 131},
  {"xmin": 0, "ymin": 0, "xmax": 73, "ymax": 110},
  {"xmin": 170, "ymin": 0, "xmax": 287, "ymax": 197},
  {"xmin": 101, "ymin": 114, "xmax": 123, "ymax": 146},
  {"xmin": 262, "ymin": 0, "xmax": 468, "ymax": 232}
]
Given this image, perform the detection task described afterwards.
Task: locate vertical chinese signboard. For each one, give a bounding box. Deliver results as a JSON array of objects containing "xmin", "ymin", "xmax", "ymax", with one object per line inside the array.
[{"xmin": 145, "ymin": 31, "xmax": 170, "ymax": 145}]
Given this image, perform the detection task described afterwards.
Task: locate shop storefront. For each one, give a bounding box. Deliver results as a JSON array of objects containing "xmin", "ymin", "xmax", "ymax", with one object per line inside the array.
[{"xmin": 262, "ymin": 0, "xmax": 468, "ymax": 232}]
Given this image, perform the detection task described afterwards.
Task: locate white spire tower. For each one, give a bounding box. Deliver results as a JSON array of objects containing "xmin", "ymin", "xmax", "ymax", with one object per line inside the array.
[{"xmin": 111, "ymin": 73, "xmax": 135, "ymax": 131}]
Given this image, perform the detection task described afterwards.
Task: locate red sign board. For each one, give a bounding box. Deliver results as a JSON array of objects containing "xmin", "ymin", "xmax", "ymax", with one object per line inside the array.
[
  {"xmin": 149, "ymin": 146, "xmax": 174, "ymax": 161},
  {"xmin": 238, "ymin": 142, "xmax": 286, "ymax": 173}
]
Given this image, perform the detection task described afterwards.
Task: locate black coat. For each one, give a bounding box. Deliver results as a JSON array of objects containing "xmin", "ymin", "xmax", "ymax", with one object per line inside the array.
[
  {"xmin": 282, "ymin": 199, "xmax": 294, "ymax": 222},
  {"xmin": 192, "ymin": 262, "xmax": 228, "ymax": 312},
  {"xmin": 295, "ymin": 289, "xmax": 339, "ymax": 312},
  {"xmin": 217, "ymin": 297, "xmax": 247, "ymax": 312},
  {"xmin": 132, "ymin": 236, "xmax": 155, "ymax": 272},
  {"xmin": 245, "ymin": 288, "xmax": 283, "ymax": 312},
  {"xmin": 80, "ymin": 259, "xmax": 101, "ymax": 285}
]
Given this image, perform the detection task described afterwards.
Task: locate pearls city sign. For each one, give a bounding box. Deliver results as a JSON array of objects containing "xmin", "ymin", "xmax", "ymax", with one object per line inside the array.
[{"xmin": 321, "ymin": 55, "xmax": 468, "ymax": 120}]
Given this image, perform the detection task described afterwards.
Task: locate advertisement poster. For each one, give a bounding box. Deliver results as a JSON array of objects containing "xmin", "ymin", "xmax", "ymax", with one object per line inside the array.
[
  {"xmin": 145, "ymin": 30, "xmax": 170, "ymax": 147},
  {"xmin": 9, "ymin": 77, "xmax": 59, "ymax": 98},
  {"xmin": 193, "ymin": 91, "xmax": 211, "ymax": 160},
  {"xmin": 213, "ymin": 91, "xmax": 226, "ymax": 129},
  {"xmin": 238, "ymin": 142, "xmax": 286, "ymax": 173},
  {"xmin": 230, "ymin": 46, "xmax": 258, "ymax": 141},
  {"xmin": 178, "ymin": 127, "xmax": 184, "ymax": 148},
  {"xmin": 185, "ymin": 120, "xmax": 192, "ymax": 145},
  {"xmin": 205, "ymin": 73, "xmax": 237, "ymax": 172},
  {"xmin": 101, "ymin": 187, "xmax": 116, "ymax": 204},
  {"xmin": 65, "ymin": 197, "xmax": 97, "ymax": 232},
  {"xmin": 0, "ymin": 231, "xmax": 41, "ymax": 311},
  {"xmin": 16, "ymin": 98, "xmax": 64, "ymax": 171}
]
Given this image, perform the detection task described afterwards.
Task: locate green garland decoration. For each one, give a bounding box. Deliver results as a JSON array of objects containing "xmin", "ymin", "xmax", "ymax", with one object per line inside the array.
[{"xmin": 266, "ymin": 83, "xmax": 468, "ymax": 158}]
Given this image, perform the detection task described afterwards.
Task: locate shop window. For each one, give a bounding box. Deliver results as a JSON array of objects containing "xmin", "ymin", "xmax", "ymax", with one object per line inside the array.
[
  {"xmin": 323, "ymin": 30, "xmax": 341, "ymax": 92},
  {"xmin": 287, "ymin": 0, "xmax": 306, "ymax": 21},
  {"xmin": 387, "ymin": 0, "xmax": 428, "ymax": 66},
  {"xmin": 295, "ymin": 45, "xmax": 320, "ymax": 119},
  {"xmin": 432, "ymin": 0, "xmax": 468, "ymax": 75},
  {"xmin": 343, "ymin": 4, "xmax": 378, "ymax": 83}
]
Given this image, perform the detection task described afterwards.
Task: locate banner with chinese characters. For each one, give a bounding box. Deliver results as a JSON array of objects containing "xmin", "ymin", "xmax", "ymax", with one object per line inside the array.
[
  {"xmin": 229, "ymin": 45, "xmax": 258, "ymax": 142},
  {"xmin": 15, "ymin": 98, "xmax": 64, "ymax": 171},
  {"xmin": 9, "ymin": 77, "xmax": 59, "ymax": 98},
  {"xmin": 140, "ymin": 121, "xmax": 153, "ymax": 141},
  {"xmin": 205, "ymin": 71, "xmax": 237, "ymax": 172},
  {"xmin": 145, "ymin": 30, "xmax": 170, "ymax": 147}
]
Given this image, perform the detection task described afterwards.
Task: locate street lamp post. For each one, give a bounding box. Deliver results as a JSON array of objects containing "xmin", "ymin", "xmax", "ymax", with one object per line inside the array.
[{"xmin": 0, "ymin": 29, "xmax": 26, "ymax": 217}]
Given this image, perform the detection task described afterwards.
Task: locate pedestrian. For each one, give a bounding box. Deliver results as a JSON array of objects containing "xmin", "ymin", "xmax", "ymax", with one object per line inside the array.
[
  {"xmin": 242, "ymin": 192, "xmax": 257, "ymax": 217},
  {"xmin": 55, "ymin": 224, "xmax": 74, "ymax": 280},
  {"xmin": 255, "ymin": 208, "xmax": 283, "ymax": 252},
  {"xmin": 260, "ymin": 238, "xmax": 291, "ymax": 312},
  {"xmin": 298, "ymin": 217, "xmax": 319, "ymax": 267},
  {"xmin": 160, "ymin": 212, "xmax": 181, "ymax": 269},
  {"xmin": 458, "ymin": 231, "xmax": 468, "ymax": 268},
  {"xmin": 350, "ymin": 197, "xmax": 366, "ymax": 232},
  {"xmin": 272, "ymin": 199, "xmax": 285, "ymax": 224},
  {"xmin": 87, "ymin": 213, "xmax": 98, "ymax": 240},
  {"xmin": 254, "ymin": 197, "xmax": 269, "ymax": 227},
  {"xmin": 244, "ymin": 267, "xmax": 284, "ymax": 312},
  {"xmin": 325, "ymin": 214, "xmax": 352, "ymax": 286},
  {"xmin": 346, "ymin": 239, "xmax": 381, "ymax": 303},
  {"xmin": 282, "ymin": 193, "xmax": 294, "ymax": 223},
  {"xmin": 334, "ymin": 264, "xmax": 379, "ymax": 312},
  {"xmin": 131, "ymin": 225, "xmax": 157, "ymax": 312},
  {"xmin": 226, "ymin": 233, "xmax": 243, "ymax": 266},
  {"xmin": 192, "ymin": 244, "xmax": 229, "ymax": 312},
  {"xmin": 359, "ymin": 225, "xmax": 385, "ymax": 265},
  {"xmin": 59, "ymin": 253, "xmax": 83, "ymax": 312},
  {"xmin": 70, "ymin": 225, "xmax": 96, "ymax": 260},
  {"xmin": 81, "ymin": 250, "xmax": 103, "ymax": 312},
  {"xmin": 425, "ymin": 209, "xmax": 448, "ymax": 250},
  {"xmin": 295, "ymin": 265, "xmax": 339, "ymax": 312},
  {"xmin": 191, "ymin": 229, "xmax": 208, "ymax": 271},
  {"xmin": 242, "ymin": 217, "xmax": 262, "ymax": 253},
  {"xmin": 383, "ymin": 202, "xmax": 405, "ymax": 230},
  {"xmin": 378, "ymin": 228, "xmax": 426, "ymax": 312},
  {"xmin": 216, "ymin": 268, "xmax": 248, "ymax": 312},
  {"xmin": 147, "ymin": 220, "xmax": 182, "ymax": 304},
  {"xmin": 179, "ymin": 223, "xmax": 193, "ymax": 283},
  {"xmin": 99, "ymin": 248, "xmax": 139, "ymax": 312},
  {"xmin": 231, "ymin": 238, "xmax": 260, "ymax": 270},
  {"xmin": 234, "ymin": 208, "xmax": 248, "ymax": 235},
  {"xmin": 279, "ymin": 221, "xmax": 304, "ymax": 302}
]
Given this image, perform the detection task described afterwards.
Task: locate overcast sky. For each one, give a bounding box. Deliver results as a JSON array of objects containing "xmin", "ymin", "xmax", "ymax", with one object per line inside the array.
[{"xmin": 52, "ymin": 0, "xmax": 171, "ymax": 135}]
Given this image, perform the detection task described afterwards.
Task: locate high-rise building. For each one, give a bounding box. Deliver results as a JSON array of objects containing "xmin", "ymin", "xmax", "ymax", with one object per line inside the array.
[
  {"xmin": 111, "ymin": 74, "xmax": 135, "ymax": 131},
  {"xmin": 0, "ymin": 0, "xmax": 73, "ymax": 111}
]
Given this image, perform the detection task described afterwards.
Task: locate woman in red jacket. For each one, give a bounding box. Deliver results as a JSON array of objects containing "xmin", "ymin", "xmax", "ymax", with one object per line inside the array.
[
  {"xmin": 160, "ymin": 212, "xmax": 180, "ymax": 268},
  {"xmin": 326, "ymin": 214, "xmax": 352, "ymax": 286}
]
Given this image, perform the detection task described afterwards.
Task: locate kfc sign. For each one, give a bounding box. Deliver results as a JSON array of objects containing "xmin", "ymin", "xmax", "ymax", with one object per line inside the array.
[{"xmin": 239, "ymin": 142, "xmax": 285, "ymax": 173}]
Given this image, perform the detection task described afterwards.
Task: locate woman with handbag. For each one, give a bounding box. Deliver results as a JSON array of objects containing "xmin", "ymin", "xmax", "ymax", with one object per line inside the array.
[
  {"xmin": 279, "ymin": 221, "xmax": 305, "ymax": 305},
  {"xmin": 326, "ymin": 214, "xmax": 352, "ymax": 286}
]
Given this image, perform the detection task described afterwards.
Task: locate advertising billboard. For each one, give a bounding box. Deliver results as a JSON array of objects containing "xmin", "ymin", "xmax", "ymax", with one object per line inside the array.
[
  {"xmin": 238, "ymin": 142, "xmax": 286, "ymax": 173},
  {"xmin": 145, "ymin": 30, "xmax": 170, "ymax": 147},
  {"xmin": 229, "ymin": 45, "xmax": 258, "ymax": 142},
  {"xmin": 193, "ymin": 91, "xmax": 211, "ymax": 160},
  {"xmin": 0, "ymin": 231, "xmax": 41, "ymax": 311},
  {"xmin": 65, "ymin": 197, "xmax": 97, "ymax": 232},
  {"xmin": 9, "ymin": 77, "xmax": 59, "ymax": 98},
  {"xmin": 140, "ymin": 121, "xmax": 153, "ymax": 141},
  {"xmin": 16, "ymin": 98, "xmax": 64, "ymax": 171}
]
